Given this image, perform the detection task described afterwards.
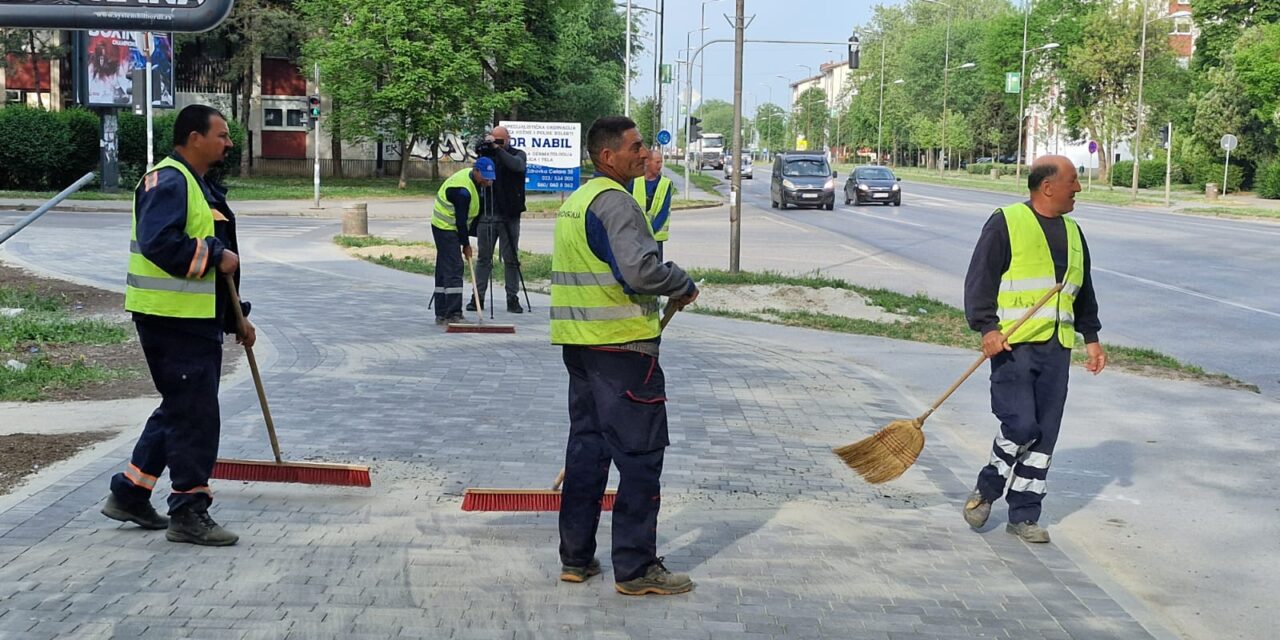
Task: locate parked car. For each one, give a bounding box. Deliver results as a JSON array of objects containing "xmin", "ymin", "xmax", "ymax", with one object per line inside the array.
[
  {"xmin": 844, "ymin": 165, "xmax": 901, "ymax": 206},
  {"xmin": 975, "ymin": 156, "xmax": 995, "ymax": 165},
  {"xmin": 724, "ymin": 154, "xmax": 753, "ymax": 179},
  {"xmin": 770, "ymin": 151, "xmax": 835, "ymax": 210}
]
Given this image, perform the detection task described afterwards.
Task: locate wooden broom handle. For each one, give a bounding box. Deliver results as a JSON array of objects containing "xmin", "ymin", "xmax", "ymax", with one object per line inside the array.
[
  {"xmin": 466, "ymin": 254, "xmax": 484, "ymax": 324},
  {"xmin": 917, "ymin": 282, "xmax": 1065, "ymax": 423},
  {"xmin": 551, "ymin": 300, "xmax": 680, "ymax": 490},
  {"xmin": 224, "ymin": 273, "xmax": 284, "ymax": 464}
]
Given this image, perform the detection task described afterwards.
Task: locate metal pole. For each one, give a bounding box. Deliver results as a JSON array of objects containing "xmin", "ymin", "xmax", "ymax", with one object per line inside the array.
[
  {"xmin": 699, "ymin": 2, "xmax": 707, "ymax": 117},
  {"xmin": 1164, "ymin": 121, "xmax": 1172, "ymax": 206},
  {"xmin": 313, "ymin": 63, "xmax": 321, "ymax": 209},
  {"xmin": 876, "ymin": 36, "xmax": 886, "ymax": 164},
  {"xmin": 1131, "ymin": 1, "xmax": 1150, "ymax": 200},
  {"xmin": 1015, "ymin": 0, "xmax": 1030, "ymax": 179},
  {"xmin": 729, "ymin": 0, "xmax": 744, "ymax": 273},
  {"xmin": 0, "ymin": 173, "xmax": 97, "ymax": 246},
  {"xmin": 144, "ymin": 32, "xmax": 154, "ymax": 170},
  {"xmin": 940, "ymin": 9, "xmax": 952, "ymax": 176},
  {"xmin": 625, "ymin": 0, "xmax": 632, "ymax": 116},
  {"xmin": 684, "ymin": 36, "xmax": 694, "ymax": 201},
  {"xmin": 656, "ymin": 0, "xmax": 664, "ymax": 139},
  {"xmin": 1223, "ymin": 146, "xmax": 1231, "ymax": 197}
]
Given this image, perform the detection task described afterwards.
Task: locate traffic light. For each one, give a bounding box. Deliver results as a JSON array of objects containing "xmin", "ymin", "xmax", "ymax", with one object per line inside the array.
[
  {"xmin": 308, "ymin": 95, "xmax": 321, "ymax": 119},
  {"xmin": 848, "ymin": 32, "xmax": 860, "ymax": 69},
  {"xmin": 689, "ymin": 116, "xmax": 702, "ymax": 141},
  {"xmin": 1158, "ymin": 124, "xmax": 1171, "ymax": 149}
]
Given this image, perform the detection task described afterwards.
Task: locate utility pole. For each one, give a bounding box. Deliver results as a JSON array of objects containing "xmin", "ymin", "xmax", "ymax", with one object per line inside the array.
[
  {"xmin": 729, "ymin": 0, "xmax": 745, "ymax": 273},
  {"xmin": 313, "ymin": 63, "xmax": 321, "ymax": 209},
  {"xmin": 144, "ymin": 32, "xmax": 154, "ymax": 170},
  {"xmin": 624, "ymin": 0, "xmax": 631, "ymax": 116}
]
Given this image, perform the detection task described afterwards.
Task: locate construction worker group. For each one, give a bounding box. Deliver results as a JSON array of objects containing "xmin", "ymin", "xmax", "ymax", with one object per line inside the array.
[{"xmin": 103, "ymin": 106, "xmax": 1102, "ymax": 597}]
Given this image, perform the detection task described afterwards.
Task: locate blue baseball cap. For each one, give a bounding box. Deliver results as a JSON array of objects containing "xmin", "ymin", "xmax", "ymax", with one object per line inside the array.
[{"xmin": 475, "ymin": 157, "xmax": 497, "ymax": 180}]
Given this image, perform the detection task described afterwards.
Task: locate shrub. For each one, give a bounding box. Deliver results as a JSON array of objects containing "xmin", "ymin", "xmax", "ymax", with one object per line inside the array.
[
  {"xmin": 118, "ymin": 111, "xmax": 244, "ymax": 178},
  {"xmin": 56, "ymin": 108, "xmax": 101, "ymax": 187},
  {"xmin": 1256, "ymin": 159, "xmax": 1280, "ymax": 199},
  {"xmin": 0, "ymin": 107, "xmax": 71, "ymax": 190}
]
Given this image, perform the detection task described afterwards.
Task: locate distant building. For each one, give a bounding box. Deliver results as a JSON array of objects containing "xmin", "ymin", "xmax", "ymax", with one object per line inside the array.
[{"xmin": 788, "ymin": 60, "xmax": 853, "ymax": 111}]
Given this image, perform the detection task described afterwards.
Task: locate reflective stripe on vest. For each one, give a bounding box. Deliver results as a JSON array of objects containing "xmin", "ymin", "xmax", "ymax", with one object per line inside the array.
[
  {"xmin": 996, "ymin": 202, "xmax": 1085, "ymax": 348},
  {"xmin": 631, "ymin": 176, "xmax": 672, "ymax": 240},
  {"xmin": 124, "ymin": 156, "xmax": 217, "ymax": 319},
  {"xmin": 431, "ymin": 168, "xmax": 480, "ymax": 231},
  {"xmin": 550, "ymin": 177, "xmax": 661, "ymax": 346}
]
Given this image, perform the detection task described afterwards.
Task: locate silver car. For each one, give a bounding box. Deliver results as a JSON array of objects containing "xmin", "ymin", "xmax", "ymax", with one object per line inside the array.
[{"xmin": 723, "ymin": 155, "xmax": 754, "ymax": 179}]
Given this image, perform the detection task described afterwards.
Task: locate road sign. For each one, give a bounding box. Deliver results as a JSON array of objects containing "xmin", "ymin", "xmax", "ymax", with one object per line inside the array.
[
  {"xmin": 1004, "ymin": 72, "xmax": 1021, "ymax": 94},
  {"xmin": 660, "ymin": 64, "xmax": 672, "ymax": 84},
  {"xmin": 0, "ymin": 0, "xmax": 235, "ymax": 32},
  {"xmin": 1088, "ymin": 140, "xmax": 1098, "ymax": 154},
  {"xmin": 656, "ymin": 129, "xmax": 672, "ymax": 146},
  {"xmin": 1220, "ymin": 134, "xmax": 1238, "ymax": 151}
]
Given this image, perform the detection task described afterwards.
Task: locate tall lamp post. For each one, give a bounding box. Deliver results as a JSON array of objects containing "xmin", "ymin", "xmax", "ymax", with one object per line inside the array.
[
  {"xmin": 941, "ymin": 60, "xmax": 976, "ymax": 173},
  {"xmin": 698, "ymin": 0, "xmax": 724, "ymax": 123},
  {"xmin": 616, "ymin": 2, "xmax": 663, "ymax": 124},
  {"xmin": 1014, "ymin": 41, "xmax": 1059, "ymax": 179},
  {"xmin": 683, "ymin": 26, "xmax": 708, "ymax": 190},
  {"xmin": 924, "ymin": 0, "xmax": 953, "ymax": 175},
  {"xmin": 1131, "ymin": 7, "xmax": 1192, "ymax": 199},
  {"xmin": 879, "ymin": 77, "xmax": 905, "ymax": 166},
  {"xmin": 758, "ymin": 82, "xmax": 774, "ymax": 158},
  {"xmin": 776, "ymin": 74, "xmax": 794, "ymax": 147},
  {"xmin": 795, "ymin": 64, "xmax": 813, "ymax": 145}
]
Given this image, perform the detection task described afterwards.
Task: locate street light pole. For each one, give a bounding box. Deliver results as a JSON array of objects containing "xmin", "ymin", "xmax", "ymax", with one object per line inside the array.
[
  {"xmin": 729, "ymin": 0, "xmax": 745, "ymax": 273},
  {"xmin": 624, "ymin": 0, "xmax": 631, "ymax": 115},
  {"xmin": 876, "ymin": 34, "xmax": 886, "ymax": 164},
  {"xmin": 1131, "ymin": 7, "xmax": 1191, "ymax": 200},
  {"xmin": 759, "ymin": 82, "xmax": 773, "ymax": 157},
  {"xmin": 1015, "ymin": 0, "xmax": 1031, "ymax": 179},
  {"xmin": 699, "ymin": 0, "xmax": 723, "ymax": 123},
  {"xmin": 925, "ymin": 0, "xmax": 953, "ymax": 175}
]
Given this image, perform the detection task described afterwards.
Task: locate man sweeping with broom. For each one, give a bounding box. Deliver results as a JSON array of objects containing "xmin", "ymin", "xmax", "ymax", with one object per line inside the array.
[
  {"xmin": 102, "ymin": 105, "xmax": 250, "ymax": 546},
  {"xmin": 961, "ymin": 155, "xmax": 1106, "ymax": 544},
  {"xmin": 552, "ymin": 116, "xmax": 699, "ymax": 595}
]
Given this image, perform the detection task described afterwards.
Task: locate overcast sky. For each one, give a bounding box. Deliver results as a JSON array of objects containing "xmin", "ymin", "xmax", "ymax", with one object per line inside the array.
[{"xmin": 625, "ymin": 0, "xmax": 908, "ymax": 119}]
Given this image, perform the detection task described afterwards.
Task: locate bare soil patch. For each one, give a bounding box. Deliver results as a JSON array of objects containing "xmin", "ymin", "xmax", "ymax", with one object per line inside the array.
[
  {"xmin": 691, "ymin": 284, "xmax": 907, "ymax": 323},
  {"xmin": 347, "ymin": 245, "xmax": 437, "ymax": 261},
  {"xmin": 0, "ymin": 431, "xmax": 115, "ymax": 496}
]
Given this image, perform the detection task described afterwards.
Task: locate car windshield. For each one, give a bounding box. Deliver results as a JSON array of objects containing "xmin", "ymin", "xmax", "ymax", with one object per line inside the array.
[
  {"xmin": 855, "ymin": 168, "xmax": 894, "ymax": 180},
  {"xmin": 782, "ymin": 159, "xmax": 830, "ymax": 177}
]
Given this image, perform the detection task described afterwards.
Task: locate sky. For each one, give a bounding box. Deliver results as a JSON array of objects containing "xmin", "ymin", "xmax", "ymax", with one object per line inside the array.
[{"xmin": 624, "ymin": 0, "xmax": 908, "ymax": 125}]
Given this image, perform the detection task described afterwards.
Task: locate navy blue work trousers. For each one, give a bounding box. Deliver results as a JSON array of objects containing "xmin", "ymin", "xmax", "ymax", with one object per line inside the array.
[
  {"xmin": 432, "ymin": 226, "xmax": 465, "ymax": 320},
  {"xmin": 559, "ymin": 346, "xmax": 669, "ymax": 583},
  {"xmin": 109, "ymin": 322, "xmax": 222, "ymax": 514},
  {"xmin": 974, "ymin": 337, "xmax": 1072, "ymax": 524}
]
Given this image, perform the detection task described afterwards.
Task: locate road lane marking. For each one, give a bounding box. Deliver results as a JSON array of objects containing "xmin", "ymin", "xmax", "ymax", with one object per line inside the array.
[
  {"xmin": 839, "ymin": 244, "xmax": 897, "ymax": 268},
  {"xmin": 1095, "ymin": 267, "xmax": 1280, "ymax": 320},
  {"xmin": 840, "ymin": 208, "xmax": 927, "ymax": 228},
  {"xmin": 760, "ymin": 215, "xmax": 810, "ymax": 233}
]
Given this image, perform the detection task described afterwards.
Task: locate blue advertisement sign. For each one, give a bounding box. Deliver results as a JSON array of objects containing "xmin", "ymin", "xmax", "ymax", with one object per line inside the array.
[{"xmin": 499, "ymin": 121, "xmax": 583, "ymax": 192}]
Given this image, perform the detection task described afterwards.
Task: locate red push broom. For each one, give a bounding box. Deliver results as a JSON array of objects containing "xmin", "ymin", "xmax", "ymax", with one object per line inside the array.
[
  {"xmin": 211, "ymin": 274, "xmax": 372, "ymax": 487},
  {"xmin": 461, "ymin": 301, "xmax": 680, "ymax": 512}
]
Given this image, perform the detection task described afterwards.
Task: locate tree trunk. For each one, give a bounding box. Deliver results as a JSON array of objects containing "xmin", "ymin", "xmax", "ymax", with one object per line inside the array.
[
  {"xmin": 398, "ymin": 134, "xmax": 414, "ymax": 189},
  {"xmin": 330, "ymin": 98, "xmax": 343, "ymax": 179},
  {"xmin": 430, "ymin": 137, "xmax": 440, "ymax": 181},
  {"xmin": 240, "ymin": 64, "xmax": 252, "ymax": 177},
  {"xmin": 28, "ymin": 32, "xmax": 43, "ymax": 110}
]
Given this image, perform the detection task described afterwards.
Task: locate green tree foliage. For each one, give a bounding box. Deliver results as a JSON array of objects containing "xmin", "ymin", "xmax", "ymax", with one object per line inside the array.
[
  {"xmin": 301, "ymin": 0, "xmax": 527, "ymax": 186},
  {"xmin": 754, "ymin": 103, "xmax": 788, "ymax": 153},
  {"xmin": 793, "ymin": 88, "xmax": 829, "ymax": 148},
  {"xmin": 1190, "ymin": 0, "xmax": 1280, "ymax": 71}
]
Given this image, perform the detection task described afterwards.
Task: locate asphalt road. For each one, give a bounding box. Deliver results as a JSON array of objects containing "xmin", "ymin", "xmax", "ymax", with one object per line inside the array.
[{"xmin": 718, "ymin": 172, "xmax": 1280, "ymax": 397}]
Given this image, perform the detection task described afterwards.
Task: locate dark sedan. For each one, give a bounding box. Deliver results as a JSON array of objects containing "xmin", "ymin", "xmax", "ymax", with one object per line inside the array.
[{"xmin": 844, "ymin": 165, "xmax": 902, "ymax": 206}]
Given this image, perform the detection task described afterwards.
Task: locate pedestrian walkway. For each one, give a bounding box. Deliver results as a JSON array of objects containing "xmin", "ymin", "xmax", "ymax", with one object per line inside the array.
[{"xmin": 0, "ymin": 222, "xmax": 1173, "ymax": 639}]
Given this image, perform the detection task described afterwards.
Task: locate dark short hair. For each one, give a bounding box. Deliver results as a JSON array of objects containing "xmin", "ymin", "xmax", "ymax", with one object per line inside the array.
[
  {"xmin": 1027, "ymin": 162, "xmax": 1059, "ymax": 192},
  {"xmin": 587, "ymin": 116, "xmax": 637, "ymax": 162},
  {"xmin": 173, "ymin": 105, "xmax": 225, "ymax": 148}
]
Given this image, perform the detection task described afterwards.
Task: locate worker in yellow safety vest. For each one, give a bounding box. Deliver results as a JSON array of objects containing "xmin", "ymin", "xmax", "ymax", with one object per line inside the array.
[{"xmin": 630, "ymin": 149, "xmax": 673, "ymax": 259}]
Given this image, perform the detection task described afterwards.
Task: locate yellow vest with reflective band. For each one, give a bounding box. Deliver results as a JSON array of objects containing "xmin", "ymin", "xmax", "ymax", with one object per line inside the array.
[
  {"xmin": 997, "ymin": 202, "xmax": 1085, "ymax": 348},
  {"xmin": 432, "ymin": 168, "xmax": 480, "ymax": 232},
  {"xmin": 551, "ymin": 177, "xmax": 662, "ymax": 345},
  {"xmin": 124, "ymin": 157, "xmax": 216, "ymax": 319},
  {"xmin": 631, "ymin": 176, "xmax": 673, "ymax": 241}
]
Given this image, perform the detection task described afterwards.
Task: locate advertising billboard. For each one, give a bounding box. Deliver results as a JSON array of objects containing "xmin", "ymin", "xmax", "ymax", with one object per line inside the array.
[
  {"xmin": 83, "ymin": 30, "xmax": 174, "ymax": 108},
  {"xmin": 498, "ymin": 121, "xmax": 582, "ymax": 192}
]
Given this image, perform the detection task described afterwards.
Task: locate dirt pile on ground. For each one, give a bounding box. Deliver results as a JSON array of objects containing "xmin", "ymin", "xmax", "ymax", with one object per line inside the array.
[{"xmin": 691, "ymin": 284, "xmax": 906, "ymax": 322}]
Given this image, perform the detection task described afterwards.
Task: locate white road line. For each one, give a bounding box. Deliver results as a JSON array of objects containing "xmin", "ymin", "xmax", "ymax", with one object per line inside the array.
[
  {"xmin": 841, "ymin": 208, "xmax": 927, "ymax": 228},
  {"xmin": 1095, "ymin": 267, "xmax": 1280, "ymax": 320},
  {"xmin": 839, "ymin": 244, "xmax": 897, "ymax": 268},
  {"xmin": 759, "ymin": 215, "xmax": 810, "ymax": 233}
]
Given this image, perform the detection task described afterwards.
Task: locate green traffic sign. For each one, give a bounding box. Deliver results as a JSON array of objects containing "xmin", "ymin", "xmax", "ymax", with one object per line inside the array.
[
  {"xmin": 660, "ymin": 64, "xmax": 672, "ymax": 84},
  {"xmin": 1005, "ymin": 72, "xmax": 1021, "ymax": 94}
]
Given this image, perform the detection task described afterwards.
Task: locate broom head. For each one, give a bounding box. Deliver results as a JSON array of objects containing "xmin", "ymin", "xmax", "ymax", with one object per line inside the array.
[
  {"xmin": 461, "ymin": 488, "xmax": 616, "ymax": 512},
  {"xmin": 832, "ymin": 417, "xmax": 925, "ymax": 484},
  {"xmin": 446, "ymin": 322, "xmax": 516, "ymax": 334},
  {"xmin": 212, "ymin": 458, "xmax": 372, "ymax": 487}
]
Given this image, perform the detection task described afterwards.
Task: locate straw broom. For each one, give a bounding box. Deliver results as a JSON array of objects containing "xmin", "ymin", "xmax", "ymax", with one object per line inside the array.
[{"xmin": 833, "ymin": 283, "xmax": 1064, "ymax": 484}]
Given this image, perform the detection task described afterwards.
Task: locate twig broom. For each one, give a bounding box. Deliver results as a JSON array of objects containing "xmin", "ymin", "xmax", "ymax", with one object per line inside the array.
[
  {"xmin": 833, "ymin": 283, "xmax": 1064, "ymax": 484},
  {"xmin": 211, "ymin": 274, "xmax": 372, "ymax": 487}
]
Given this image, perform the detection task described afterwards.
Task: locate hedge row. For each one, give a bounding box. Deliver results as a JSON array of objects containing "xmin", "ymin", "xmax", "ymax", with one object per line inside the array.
[
  {"xmin": 966, "ymin": 162, "xmax": 1025, "ymax": 177},
  {"xmin": 1255, "ymin": 159, "xmax": 1280, "ymax": 199},
  {"xmin": 0, "ymin": 107, "xmax": 245, "ymax": 191}
]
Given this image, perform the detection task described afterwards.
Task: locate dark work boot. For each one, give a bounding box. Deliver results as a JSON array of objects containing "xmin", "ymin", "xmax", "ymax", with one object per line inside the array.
[
  {"xmin": 507, "ymin": 296, "xmax": 524, "ymax": 314},
  {"xmin": 559, "ymin": 558, "xmax": 602, "ymax": 583},
  {"xmin": 466, "ymin": 297, "xmax": 484, "ymax": 312},
  {"xmin": 614, "ymin": 558, "xmax": 694, "ymax": 596},
  {"xmin": 166, "ymin": 507, "xmax": 239, "ymax": 546},
  {"xmin": 101, "ymin": 494, "xmax": 169, "ymax": 530}
]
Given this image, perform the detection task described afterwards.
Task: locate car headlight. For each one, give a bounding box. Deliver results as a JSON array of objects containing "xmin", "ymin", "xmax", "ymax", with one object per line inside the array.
[
  {"xmin": 783, "ymin": 179, "xmax": 797, "ymax": 190},
  {"xmin": 857, "ymin": 183, "xmax": 869, "ymax": 191},
  {"xmin": 824, "ymin": 179, "xmax": 835, "ymax": 191},
  {"xmin": 891, "ymin": 183, "xmax": 900, "ymax": 191}
]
